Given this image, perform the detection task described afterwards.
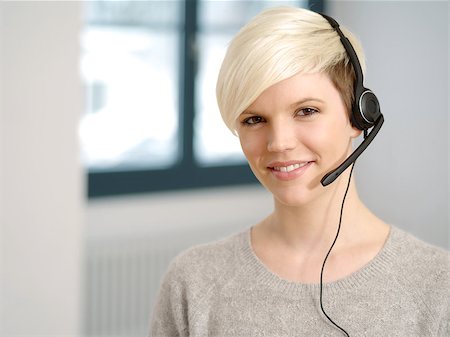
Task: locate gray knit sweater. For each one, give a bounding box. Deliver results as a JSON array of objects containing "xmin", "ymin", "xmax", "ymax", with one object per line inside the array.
[{"xmin": 150, "ymin": 226, "xmax": 450, "ymax": 336}]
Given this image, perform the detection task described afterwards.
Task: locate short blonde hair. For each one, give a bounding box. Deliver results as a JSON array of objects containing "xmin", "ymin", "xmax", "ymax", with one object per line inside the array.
[{"xmin": 216, "ymin": 7, "xmax": 366, "ymax": 134}]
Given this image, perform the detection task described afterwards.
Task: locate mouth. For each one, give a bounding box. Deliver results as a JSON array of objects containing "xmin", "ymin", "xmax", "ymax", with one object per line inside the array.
[
  {"xmin": 267, "ymin": 161, "xmax": 314, "ymax": 180},
  {"xmin": 270, "ymin": 162, "xmax": 311, "ymax": 173}
]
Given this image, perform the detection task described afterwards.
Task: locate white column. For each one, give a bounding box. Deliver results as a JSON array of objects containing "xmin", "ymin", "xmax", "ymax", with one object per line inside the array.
[{"xmin": 0, "ymin": 2, "xmax": 84, "ymax": 336}]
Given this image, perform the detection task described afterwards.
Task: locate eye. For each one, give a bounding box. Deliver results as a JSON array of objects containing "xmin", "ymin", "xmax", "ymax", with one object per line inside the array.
[
  {"xmin": 295, "ymin": 107, "xmax": 319, "ymax": 117},
  {"xmin": 242, "ymin": 116, "xmax": 265, "ymax": 126}
]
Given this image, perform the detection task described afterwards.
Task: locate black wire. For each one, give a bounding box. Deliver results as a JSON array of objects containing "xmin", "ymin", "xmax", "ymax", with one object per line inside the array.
[{"xmin": 319, "ymin": 162, "xmax": 355, "ymax": 337}]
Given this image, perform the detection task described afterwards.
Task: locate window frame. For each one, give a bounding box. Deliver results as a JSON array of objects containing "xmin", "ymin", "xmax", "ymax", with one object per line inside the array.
[{"xmin": 87, "ymin": 0, "xmax": 324, "ymax": 198}]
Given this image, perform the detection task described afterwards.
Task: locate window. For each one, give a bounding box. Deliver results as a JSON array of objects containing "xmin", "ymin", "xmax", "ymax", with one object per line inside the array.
[
  {"xmin": 81, "ymin": 0, "xmax": 322, "ymax": 197},
  {"xmin": 80, "ymin": 1, "xmax": 181, "ymax": 172}
]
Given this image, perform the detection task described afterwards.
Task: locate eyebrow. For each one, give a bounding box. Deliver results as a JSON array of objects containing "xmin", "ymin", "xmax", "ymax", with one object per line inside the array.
[
  {"xmin": 241, "ymin": 97, "xmax": 325, "ymax": 116},
  {"xmin": 289, "ymin": 97, "xmax": 325, "ymax": 108}
]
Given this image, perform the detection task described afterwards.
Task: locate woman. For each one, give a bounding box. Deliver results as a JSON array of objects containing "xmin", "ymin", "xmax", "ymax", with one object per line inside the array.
[{"xmin": 150, "ymin": 7, "xmax": 449, "ymax": 336}]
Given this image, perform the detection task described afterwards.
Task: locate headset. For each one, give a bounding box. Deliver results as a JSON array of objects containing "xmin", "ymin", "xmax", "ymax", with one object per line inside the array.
[
  {"xmin": 317, "ymin": 13, "xmax": 385, "ymax": 337},
  {"xmin": 320, "ymin": 13, "xmax": 384, "ymax": 187}
]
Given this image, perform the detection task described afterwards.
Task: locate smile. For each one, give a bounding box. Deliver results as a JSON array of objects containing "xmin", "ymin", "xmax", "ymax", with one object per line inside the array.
[
  {"xmin": 272, "ymin": 162, "xmax": 310, "ymax": 173},
  {"xmin": 268, "ymin": 161, "xmax": 313, "ymax": 181}
]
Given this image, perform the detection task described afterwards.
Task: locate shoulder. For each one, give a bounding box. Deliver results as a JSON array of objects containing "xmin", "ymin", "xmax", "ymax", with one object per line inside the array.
[
  {"xmin": 150, "ymin": 230, "xmax": 249, "ymax": 333},
  {"xmin": 164, "ymin": 230, "xmax": 248, "ymax": 289},
  {"xmin": 390, "ymin": 226, "xmax": 449, "ymax": 276},
  {"xmin": 387, "ymin": 226, "xmax": 449, "ymax": 321}
]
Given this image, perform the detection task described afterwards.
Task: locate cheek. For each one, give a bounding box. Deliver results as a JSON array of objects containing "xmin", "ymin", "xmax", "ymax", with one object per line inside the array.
[
  {"xmin": 302, "ymin": 119, "xmax": 352, "ymax": 157},
  {"xmin": 238, "ymin": 131, "xmax": 264, "ymax": 150},
  {"xmin": 239, "ymin": 133, "xmax": 264, "ymax": 161},
  {"xmin": 300, "ymin": 122, "xmax": 335, "ymax": 148}
]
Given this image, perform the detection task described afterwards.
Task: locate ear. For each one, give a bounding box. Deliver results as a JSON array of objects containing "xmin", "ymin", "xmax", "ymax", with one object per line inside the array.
[
  {"xmin": 350, "ymin": 125, "xmax": 363, "ymax": 139},
  {"xmin": 346, "ymin": 113, "xmax": 363, "ymax": 139}
]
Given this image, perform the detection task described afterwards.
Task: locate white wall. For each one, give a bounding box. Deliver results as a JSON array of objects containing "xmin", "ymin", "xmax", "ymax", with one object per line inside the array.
[
  {"xmin": 87, "ymin": 185, "xmax": 273, "ymax": 242},
  {"xmin": 328, "ymin": 1, "xmax": 449, "ymax": 248},
  {"xmin": 0, "ymin": 2, "xmax": 84, "ymax": 336}
]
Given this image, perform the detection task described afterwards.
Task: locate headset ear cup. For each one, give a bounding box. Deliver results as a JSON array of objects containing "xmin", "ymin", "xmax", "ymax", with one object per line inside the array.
[
  {"xmin": 351, "ymin": 106, "xmax": 365, "ymax": 131},
  {"xmin": 360, "ymin": 90, "xmax": 380, "ymax": 123},
  {"xmin": 352, "ymin": 89, "xmax": 380, "ymax": 130}
]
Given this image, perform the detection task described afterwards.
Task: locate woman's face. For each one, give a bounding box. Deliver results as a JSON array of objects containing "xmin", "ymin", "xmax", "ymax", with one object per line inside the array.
[{"xmin": 236, "ymin": 72, "xmax": 361, "ymax": 207}]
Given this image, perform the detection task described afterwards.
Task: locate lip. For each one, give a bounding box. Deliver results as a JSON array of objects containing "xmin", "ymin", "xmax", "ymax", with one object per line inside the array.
[{"xmin": 267, "ymin": 160, "xmax": 314, "ymax": 181}]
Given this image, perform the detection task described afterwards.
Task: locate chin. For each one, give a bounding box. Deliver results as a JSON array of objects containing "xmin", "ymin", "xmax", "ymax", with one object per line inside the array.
[{"xmin": 269, "ymin": 184, "xmax": 320, "ymax": 208}]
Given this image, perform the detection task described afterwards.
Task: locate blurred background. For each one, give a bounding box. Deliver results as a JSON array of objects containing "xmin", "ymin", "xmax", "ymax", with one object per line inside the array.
[{"xmin": 0, "ymin": 1, "xmax": 448, "ymax": 336}]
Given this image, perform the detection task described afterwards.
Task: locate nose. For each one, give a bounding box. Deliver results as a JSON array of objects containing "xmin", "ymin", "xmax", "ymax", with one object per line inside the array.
[{"xmin": 267, "ymin": 121, "xmax": 297, "ymax": 153}]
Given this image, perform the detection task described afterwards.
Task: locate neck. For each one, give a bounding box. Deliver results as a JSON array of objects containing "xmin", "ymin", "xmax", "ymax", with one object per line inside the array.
[
  {"xmin": 264, "ymin": 171, "xmax": 364, "ymax": 253},
  {"xmin": 251, "ymin": 167, "xmax": 390, "ymax": 284}
]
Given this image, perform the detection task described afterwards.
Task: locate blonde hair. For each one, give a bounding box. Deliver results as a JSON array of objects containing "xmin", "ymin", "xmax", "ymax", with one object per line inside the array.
[{"xmin": 216, "ymin": 7, "xmax": 366, "ymax": 134}]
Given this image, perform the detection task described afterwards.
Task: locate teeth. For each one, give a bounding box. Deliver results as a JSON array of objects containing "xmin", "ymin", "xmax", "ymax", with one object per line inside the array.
[{"xmin": 273, "ymin": 162, "xmax": 309, "ymax": 172}]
